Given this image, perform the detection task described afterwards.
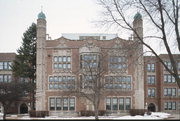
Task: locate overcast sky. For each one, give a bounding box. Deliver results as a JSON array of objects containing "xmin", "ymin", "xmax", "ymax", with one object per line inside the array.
[
  {"xmin": 0, "ymin": 0, "xmax": 177, "ymax": 54},
  {"xmin": 0, "ymin": 0, "xmax": 121, "ymax": 53}
]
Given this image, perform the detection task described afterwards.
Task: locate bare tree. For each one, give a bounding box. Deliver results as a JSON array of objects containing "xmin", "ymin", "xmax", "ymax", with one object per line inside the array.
[
  {"xmin": 0, "ymin": 81, "xmax": 32, "ymax": 120},
  {"xmin": 75, "ymin": 52, "xmax": 106, "ymax": 120},
  {"xmin": 71, "ymin": 40, "xmax": 141, "ymax": 120},
  {"xmin": 97, "ymin": 0, "xmax": 180, "ymax": 88}
]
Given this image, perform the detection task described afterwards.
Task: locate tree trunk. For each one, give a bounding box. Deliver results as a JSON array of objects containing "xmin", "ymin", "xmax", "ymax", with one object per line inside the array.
[
  {"xmin": 3, "ymin": 106, "xmax": 7, "ymax": 120},
  {"xmin": 94, "ymin": 95, "xmax": 100, "ymax": 120},
  {"xmin": 94, "ymin": 103, "xmax": 99, "ymax": 120}
]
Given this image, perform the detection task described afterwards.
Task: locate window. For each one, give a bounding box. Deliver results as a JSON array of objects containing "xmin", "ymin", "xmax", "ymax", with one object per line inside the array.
[
  {"xmin": 172, "ymin": 88, "xmax": 176, "ymax": 97},
  {"xmin": 164, "ymin": 88, "xmax": 167, "ymax": 96},
  {"xmin": 125, "ymin": 98, "xmax": 131, "ymax": 110},
  {"xmin": 50, "ymin": 98, "xmax": 55, "ymax": 110},
  {"xmin": 105, "ymin": 97, "xmax": 131, "ymax": 111},
  {"xmin": 178, "ymin": 89, "xmax": 180, "ymax": 97},
  {"xmin": 56, "ymin": 98, "xmax": 61, "ymax": 110},
  {"xmin": 172, "ymin": 102, "xmax": 176, "ymax": 110},
  {"xmin": 112, "ymin": 98, "xmax": 118, "ymax": 110},
  {"xmin": 178, "ymin": 62, "xmax": 180, "ymax": 71},
  {"xmin": 54, "ymin": 56, "xmax": 58, "ymax": 62},
  {"xmin": 148, "ymin": 88, "xmax": 155, "ymax": 97},
  {"xmin": 109, "ymin": 56, "xmax": 127, "ymax": 70},
  {"xmin": 102, "ymin": 36, "xmax": 106, "ymax": 40},
  {"xmin": 69, "ymin": 98, "xmax": 75, "ymax": 110},
  {"xmin": 83, "ymin": 75, "xmax": 96, "ymax": 89},
  {"xmin": 164, "ymin": 102, "xmax": 168, "ymax": 110},
  {"xmin": 63, "ymin": 98, "xmax": 68, "ymax": 110},
  {"xmin": 53, "ymin": 56, "xmax": 71, "ymax": 70},
  {"xmin": 147, "ymin": 63, "xmax": 155, "ymax": 72},
  {"xmin": 119, "ymin": 98, "xmax": 124, "ymax": 110},
  {"xmin": 179, "ymin": 102, "xmax": 180, "ymax": 110},
  {"xmin": 49, "ymin": 97, "xmax": 75, "ymax": 111},
  {"xmin": 105, "ymin": 76, "xmax": 131, "ymax": 90},
  {"xmin": 147, "ymin": 75, "xmax": 155, "ymax": 84},
  {"xmin": 3, "ymin": 62, "xmax": 8, "ymax": 70},
  {"xmin": 164, "ymin": 102, "xmax": 176, "ymax": 110},
  {"xmin": 164, "ymin": 88, "xmax": 176, "ymax": 97},
  {"xmin": 0, "ymin": 62, "xmax": 12, "ymax": 70},
  {"xmin": 106, "ymin": 98, "xmax": 111, "ymax": 110},
  {"xmin": 0, "ymin": 75, "xmax": 12, "ymax": 83},
  {"xmin": 0, "ymin": 75, "xmax": 3, "ymax": 82},
  {"xmin": 0, "ymin": 62, "xmax": 3, "ymax": 70},
  {"xmin": 80, "ymin": 54, "xmax": 98, "ymax": 68},
  {"xmin": 164, "ymin": 61, "xmax": 172, "ymax": 70},
  {"xmin": 164, "ymin": 75, "xmax": 176, "ymax": 83},
  {"xmin": 48, "ymin": 76, "xmax": 75, "ymax": 90}
]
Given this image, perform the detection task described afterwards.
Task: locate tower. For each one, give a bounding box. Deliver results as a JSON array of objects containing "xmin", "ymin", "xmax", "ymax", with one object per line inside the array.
[
  {"xmin": 36, "ymin": 11, "xmax": 46, "ymax": 111},
  {"xmin": 133, "ymin": 12, "xmax": 145, "ymax": 109},
  {"xmin": 133, "ymin": 12, "xmax": 143, "ymax": 41}
]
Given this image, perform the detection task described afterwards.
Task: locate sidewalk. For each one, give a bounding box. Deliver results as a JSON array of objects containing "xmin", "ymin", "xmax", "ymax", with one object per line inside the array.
[{"xmin": 165, "ymin": 113, "xmax": 180, "ymax": 120}]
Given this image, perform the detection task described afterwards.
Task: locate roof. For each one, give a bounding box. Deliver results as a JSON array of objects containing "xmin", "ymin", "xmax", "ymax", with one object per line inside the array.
[
  {"xmin": 61, "ymin": 33, "xmax": 118, "ymax": 40},
  {"xmin": 0, "ymin": 53, "xmax": 16, "ymax": 61},
  {"xmin": 38, "ymin": 11, "xmax": 46, "ymax": 19},
  {"xmin": 134, "ymin": 12, "xmax": 142, "ymax": 20}
]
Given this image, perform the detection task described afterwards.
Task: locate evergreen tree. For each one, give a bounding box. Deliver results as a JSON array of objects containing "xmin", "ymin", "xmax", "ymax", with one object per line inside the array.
[{"xmin": 12, "ymin": 23, "xmax": 36, "ymax": 110}]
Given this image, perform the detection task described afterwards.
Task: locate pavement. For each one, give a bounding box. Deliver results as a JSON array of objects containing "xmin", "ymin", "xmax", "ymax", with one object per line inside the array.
[{"xmin": 165, "ymin": 113, "xmax": 180, "ymax": 120}]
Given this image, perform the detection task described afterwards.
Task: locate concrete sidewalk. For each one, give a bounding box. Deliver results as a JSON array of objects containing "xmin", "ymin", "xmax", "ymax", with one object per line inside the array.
[{"xmin": 165, "ymin": 113, "xmax": 180, "ymax": 120}]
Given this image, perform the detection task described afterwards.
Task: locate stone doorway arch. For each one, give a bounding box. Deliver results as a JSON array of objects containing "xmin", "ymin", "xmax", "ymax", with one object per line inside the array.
[
  {"xmin": 20, "ymin": 103, "xmax": 28, "ymax": 114},
  {"xmin": 148, "ymin": 103, "xmax": 156, "ymax": 112}
]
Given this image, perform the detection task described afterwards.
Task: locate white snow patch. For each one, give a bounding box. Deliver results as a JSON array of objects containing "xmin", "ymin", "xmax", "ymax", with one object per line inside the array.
[{"xmin": 0, "ymin": 112, "xmax": 171, "ymax": 120}]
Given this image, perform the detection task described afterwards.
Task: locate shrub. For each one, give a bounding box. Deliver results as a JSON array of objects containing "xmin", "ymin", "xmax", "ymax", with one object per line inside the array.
[
  {"xmin": 29, "ymin": 110, "xmax": 49, "ymax": 117},
  {"xmin": 80, "ymin": 110, "xmax": 106, "ymax": 116},
  {"xmin": 129, "ymin": 109, "xmax": 147, "ymax": 116}
]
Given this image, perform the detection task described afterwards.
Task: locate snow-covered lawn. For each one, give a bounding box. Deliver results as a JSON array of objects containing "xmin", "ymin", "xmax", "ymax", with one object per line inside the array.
[{"xmin": 1, "ymin": 112, "xmax": 170, "ymax": 120}]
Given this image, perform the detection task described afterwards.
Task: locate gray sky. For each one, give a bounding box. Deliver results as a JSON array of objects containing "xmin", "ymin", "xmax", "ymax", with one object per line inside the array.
[
  {"xmin": 1, "ymin": 0, "xmax": 177, "ymax": 54},
  {"xmin": 0, "ymin": 0, "xmax": 120, "ymax": 53}
]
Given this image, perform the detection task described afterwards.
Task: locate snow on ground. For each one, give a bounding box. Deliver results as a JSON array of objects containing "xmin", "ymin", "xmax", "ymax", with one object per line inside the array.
[
  {"xmin": 0, "ymin": 112, "xmax": 171, "ymax": 120},
  {"xmin": 11, "ymin": 112, "xmax": 170, "ymax": 120}
]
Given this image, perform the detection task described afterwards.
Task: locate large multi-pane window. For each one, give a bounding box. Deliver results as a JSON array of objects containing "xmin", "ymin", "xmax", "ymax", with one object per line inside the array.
[
  {"xmin": 105, "ymin": 76, "xmax": 131, "ymax": 90},
  {"xmin": 109, "ymin": 56, "xmax": 127, "ymax": 70},
  {"xmin": 49, "ymin": 97, "xmax": 75, "ymax": 111},
  {"xmin": 53, "ymin": 56, "xmax": 71, "ymax": 69},
  {"xmin": 164, "ymin": 88, "xmax": 176, "ymax": 97},
  {"xmin": 0, "ymin": 74, "xmax": 12, "ymax": 83},
  {"xmin": 148, "ymin": 88, "xmax": 155, "ymax": 97},
  {"xmin": 147, "ymin": 75, "xmax": 155, "ymax": 84},
  {"xmin": 105, "ymin": 97, "xmax": 131, "ymax": 111},
  {"xmin": 164, "ymin": 75, "xmax": 176, "ymax": 83},
  {"xmin": 83, "ymin": 75, "xmax": 96, "ymax": 89},
  {"xmin": 147, "ymin": 63, "xmax": 155, "ymax": 72},
  {"xmin": 0, "ymin": 61, "xmax": 12, "ymax": 70},
  {"xmin": 48, "ymin": 76, "xmax": 75, "ymax": 90},
  {"xmin": 164, "ymin": 102, "xmax": 176, "ymax": 110},
  {"xmin": 80, "ymin": 54, "xmax": 98, "ymax": 68}
]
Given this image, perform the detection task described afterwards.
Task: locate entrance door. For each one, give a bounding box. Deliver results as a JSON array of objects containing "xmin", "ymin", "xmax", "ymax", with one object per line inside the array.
[
  {"xmin": 148, "ymin": 103, "xmax": 156, "ymax": 112},
  {"xmin": 20, "ymin": 103, "xmax": 28, "ymax": 114}
]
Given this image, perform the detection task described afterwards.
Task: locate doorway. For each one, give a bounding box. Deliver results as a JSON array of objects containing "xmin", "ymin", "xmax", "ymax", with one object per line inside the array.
[
  {"xmin": 20, "ymin": 103, "xmax": 28, "ymax": 114},
  {"xmin": 148, "ymin": 103, "xmax": 156, "ymax": 112}
]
